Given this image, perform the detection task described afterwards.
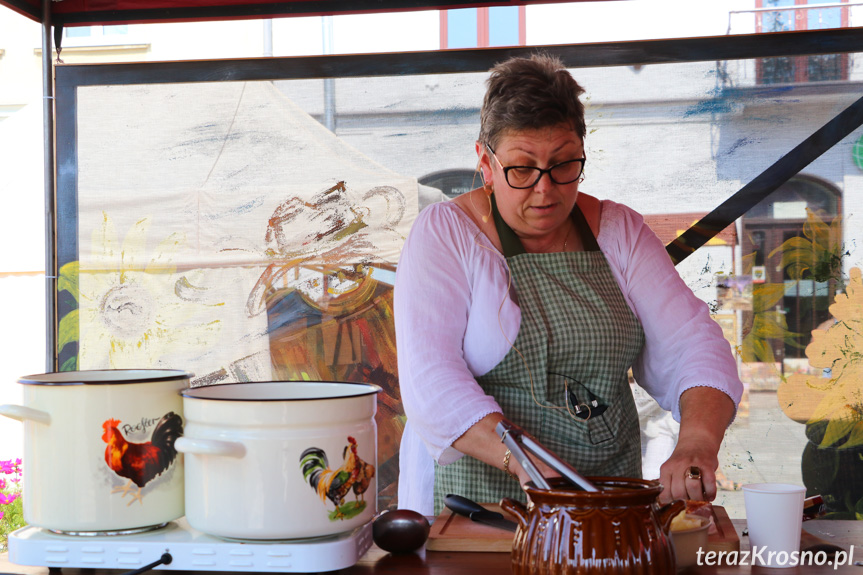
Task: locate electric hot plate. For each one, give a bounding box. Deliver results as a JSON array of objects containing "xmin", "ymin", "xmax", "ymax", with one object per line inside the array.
[{"xmin": 8, "ymin": 518, "xmax": 372, "ymax": 573}]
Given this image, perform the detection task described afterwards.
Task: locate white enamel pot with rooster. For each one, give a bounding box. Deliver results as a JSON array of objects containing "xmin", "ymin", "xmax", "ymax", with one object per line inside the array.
[
  {"xmin": 175, "ymin": 381, "xmax": 380, "ymax": 540},
  {"xmin": 0, "ymin": 369, "xmax": 191, "ymax": 534}
]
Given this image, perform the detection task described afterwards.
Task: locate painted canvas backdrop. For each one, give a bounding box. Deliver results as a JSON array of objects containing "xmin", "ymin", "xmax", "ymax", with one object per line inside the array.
[{"xmin": 71, "ymin": 80, "xmax": 422, "ymax": 507}]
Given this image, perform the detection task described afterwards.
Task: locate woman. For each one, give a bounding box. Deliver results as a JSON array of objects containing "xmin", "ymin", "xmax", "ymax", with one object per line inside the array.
[{"xmin": 394, "ymin": 54, "xmax": 743, "ymax": 516}]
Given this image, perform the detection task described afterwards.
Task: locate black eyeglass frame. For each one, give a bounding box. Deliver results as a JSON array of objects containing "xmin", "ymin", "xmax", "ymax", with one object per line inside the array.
[{"xmin": 486, "ymin": 144, "xmax": 586, "ymax": 189}]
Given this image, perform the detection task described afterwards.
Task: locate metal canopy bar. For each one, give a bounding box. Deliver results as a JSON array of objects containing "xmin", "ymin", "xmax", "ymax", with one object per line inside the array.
[
  {"xmin": 43, "ymin": 0, "xmax": 581, "ymax": 26},
  {"xmin": 1, "ymin": 0, "xmax": 40, "ymax": 21},
  {"xmin": 41, "ymin": 0, "xmax": 56, "ymax": 372}
]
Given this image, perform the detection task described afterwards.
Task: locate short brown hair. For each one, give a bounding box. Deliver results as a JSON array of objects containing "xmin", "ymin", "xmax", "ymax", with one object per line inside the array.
[{"xmin": 478, "ymin": 53, "xmax": 586, "ymax": 149}]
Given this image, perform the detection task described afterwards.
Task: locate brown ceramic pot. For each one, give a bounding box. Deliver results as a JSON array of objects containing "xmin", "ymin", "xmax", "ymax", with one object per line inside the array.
[{"xmin": 500, "ymin": 477, "xmax": 685, "ymax": 575}]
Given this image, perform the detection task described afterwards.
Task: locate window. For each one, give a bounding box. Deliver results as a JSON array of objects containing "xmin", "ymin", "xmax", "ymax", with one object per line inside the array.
[
  {"xmin": 756, "ymin": 0, "xmax": 849, "ymax": 83},
  {"xmin": 440, "ymin": 6, "xmax": 525, "ymax": 49},
  {"xmin": 64, "ymin": 24, "xmax": 129, "ymax": 38},
  {"xmin": 66, "ymin": 25, "xmax": 129, "ymax": 38},
  {"xmin": 61, "ymin": 25, "xmax": 135, "ymax": 48},
  {"xmin": 419, "ymin": 169, "xmax": 477, "ymax": 199}
]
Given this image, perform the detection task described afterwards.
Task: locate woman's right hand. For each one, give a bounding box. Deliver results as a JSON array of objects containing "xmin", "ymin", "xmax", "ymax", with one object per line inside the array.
[
  {"xmin": 510, "ymin": 451, "xmax": 561, "ymax": 487},
  {"xmin": 452, "ymin": 412, "xmax": 559, "ymax": 488}
]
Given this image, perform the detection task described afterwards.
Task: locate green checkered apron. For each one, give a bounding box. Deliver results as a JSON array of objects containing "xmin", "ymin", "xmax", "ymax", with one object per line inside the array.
[{"xmin": 433, "ymin": 196, "xmax": 645, "ymax": 514}]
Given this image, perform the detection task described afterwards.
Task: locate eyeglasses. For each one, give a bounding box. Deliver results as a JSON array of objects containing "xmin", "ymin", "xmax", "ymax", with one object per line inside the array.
[{"xmin": 486, "ymin": 144, "xmax": 585, "ymax": 189}]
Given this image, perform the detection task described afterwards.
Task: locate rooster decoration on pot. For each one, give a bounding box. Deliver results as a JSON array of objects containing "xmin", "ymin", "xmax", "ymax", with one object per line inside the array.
[
  {"xmin": 101, "ymin": 412, "xmax": 184, "ymax": 505},
  {"xmin": 300, "ymin": 436, "xmax": 375, "ymax": 521}
]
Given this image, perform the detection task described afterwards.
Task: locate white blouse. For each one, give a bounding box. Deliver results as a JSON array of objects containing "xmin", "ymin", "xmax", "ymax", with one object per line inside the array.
[{"xmin": 394, "ymin": 197, "xmax": 744, "ymax": 515}]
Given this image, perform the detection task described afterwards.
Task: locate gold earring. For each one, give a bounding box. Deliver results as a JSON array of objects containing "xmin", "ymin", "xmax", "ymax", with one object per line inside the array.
[{"xmin": 482, "ymin": 184, "xmax": 493, "ymax": 223}]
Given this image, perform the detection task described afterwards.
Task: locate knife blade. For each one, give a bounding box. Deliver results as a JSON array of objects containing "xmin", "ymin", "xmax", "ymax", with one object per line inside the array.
[{"xmin": 444, "ymin": 494, "xmax": 518, "ymax": 532}]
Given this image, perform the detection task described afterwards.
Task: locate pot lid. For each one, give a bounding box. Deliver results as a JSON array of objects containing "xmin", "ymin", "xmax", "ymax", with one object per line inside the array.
[
  {"xmin": 181, "ymin": 380, "xmax": 381, "ymax": 401},
  {"xmin": 17, "ymin": 369, "xmax": 194, "ymax": 386}
]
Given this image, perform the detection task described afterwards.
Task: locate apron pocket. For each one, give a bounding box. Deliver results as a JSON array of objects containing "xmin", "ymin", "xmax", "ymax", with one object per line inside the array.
[
  {"xmin": 548, "ymin": 372, "xmax": 620, "ymax": 445},
  {"xmin": 585, "ymin": 400, "xmax": 619, "ymax": 445}
]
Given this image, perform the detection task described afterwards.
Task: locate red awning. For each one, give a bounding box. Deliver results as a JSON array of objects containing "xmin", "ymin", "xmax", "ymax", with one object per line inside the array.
[{"xmin": 0, "ymin": 0, "xmax": 595, "ymax": 26}]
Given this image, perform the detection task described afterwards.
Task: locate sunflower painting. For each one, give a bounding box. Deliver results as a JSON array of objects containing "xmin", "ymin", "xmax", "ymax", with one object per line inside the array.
[
  {"xmin": 777, "ymin": 267, "xmax": 863, "ymax": 518},
  {"xmin": 778, "ymin": 267, "xmax": 863, "ymax": 446},
  {"xmin": 60, "ymin": 213, "xmax": 223, "ymax": 370}
]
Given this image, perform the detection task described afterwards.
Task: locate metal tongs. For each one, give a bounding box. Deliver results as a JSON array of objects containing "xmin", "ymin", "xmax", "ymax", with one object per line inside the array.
[{"xmin": 496, "ymin": 419, "xmax": 599, "ymax": 492}]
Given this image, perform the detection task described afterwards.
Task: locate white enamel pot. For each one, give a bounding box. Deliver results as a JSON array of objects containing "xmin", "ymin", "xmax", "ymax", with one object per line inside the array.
[
  {"xmin": 175, "ymin": 381, "xmax": 380, "ymax": 540},
  {"xmin": 0, "ymin": 369, "xmax": 191, "ymax": 534}
]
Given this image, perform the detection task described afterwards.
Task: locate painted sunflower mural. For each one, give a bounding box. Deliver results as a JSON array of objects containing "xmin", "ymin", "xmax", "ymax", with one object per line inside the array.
[
  {"xmin": 777, "ymin": 267, "xmax": 863, "ymax": 518},
  {"xmin": 59, "ymin": 213, "xmax": 223, "ymax": 370}
]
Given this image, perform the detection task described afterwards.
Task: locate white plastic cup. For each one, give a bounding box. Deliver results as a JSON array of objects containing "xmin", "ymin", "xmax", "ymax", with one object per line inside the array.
[{"xmin": 743, "ymin": 483, "xmax": 806, "ymax": 568}]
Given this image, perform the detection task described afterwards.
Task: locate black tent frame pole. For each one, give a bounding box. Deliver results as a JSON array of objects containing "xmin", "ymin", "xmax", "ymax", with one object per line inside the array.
[
  {"xmin": 41, "ymin": 0, "xmax": 57, "ymax": 372},
  {"xmin": 667, "ymin": 92, "xmax": 863, "ymax": 265}
]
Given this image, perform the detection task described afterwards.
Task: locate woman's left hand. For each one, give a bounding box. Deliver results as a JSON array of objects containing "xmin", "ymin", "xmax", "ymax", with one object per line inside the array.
[
  {"xmin": 658, "ymin": 434, "xmax": 719, "ymax": 502},
  {"xmin": 657, "ymin": 386, "xmax": 737, "ymax": 503}
]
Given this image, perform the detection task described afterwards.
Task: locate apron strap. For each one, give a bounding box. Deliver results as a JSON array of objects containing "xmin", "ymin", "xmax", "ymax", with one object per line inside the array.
[
  {"xmin": 571, "ymin": 199, "xmax": 601, "ymax": 252},
  {"xmin": 491, "ymin": 193, "xmax": 600, "ymax": 258}
]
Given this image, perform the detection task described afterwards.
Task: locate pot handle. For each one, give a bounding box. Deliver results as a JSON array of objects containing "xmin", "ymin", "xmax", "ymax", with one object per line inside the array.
[
  {"xmin": 499, "ymin": 497, "xmax": 529, "ymax": 529},
  {"xmin": 0, "ymin": 404, "xmax": 51, "ymax": 425},
  {"xmin": 657, "ymin": 498, "xmax": 687, "ymax": 533},
  {"xmin": 175, "ymin": 437, "xmax": 246, "ymax": 458}
]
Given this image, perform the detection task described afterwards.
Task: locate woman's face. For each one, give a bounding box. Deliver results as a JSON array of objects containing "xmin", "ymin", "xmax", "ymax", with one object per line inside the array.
[{"xmin": 477, "ymin": 124, "xmax": 584, "ymax": 242}]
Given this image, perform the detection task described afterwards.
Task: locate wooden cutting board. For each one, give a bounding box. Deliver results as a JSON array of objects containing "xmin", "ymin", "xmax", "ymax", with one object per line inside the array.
[
  {"xmin": 426, "ymin": 503, "xmax": 515, "ymax": 552},
  {"xmin": 426, "ymin": 503, "xmax": 739, "ymax": 553}
]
